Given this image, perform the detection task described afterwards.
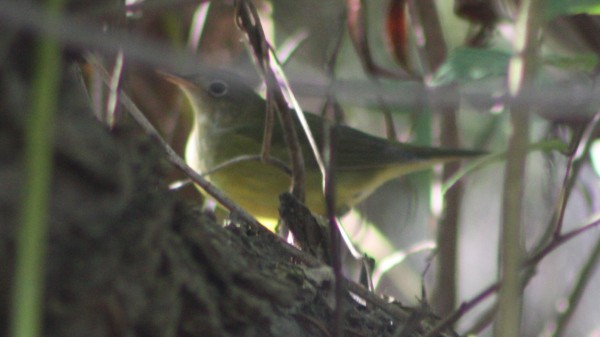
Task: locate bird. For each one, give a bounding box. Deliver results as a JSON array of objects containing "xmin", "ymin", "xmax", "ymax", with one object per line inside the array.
[{"xmin": 164, "ymin": 69, "xmax": 484, "ymax": 224}]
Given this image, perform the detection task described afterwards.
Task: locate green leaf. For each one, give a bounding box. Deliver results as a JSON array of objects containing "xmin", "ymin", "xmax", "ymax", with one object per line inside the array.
[
  {"xmin": 544, "ymin": 53, "xmax": 599, "ymax": 72},
  {"xmin": 547, "ymin": 0, "xmax": 600, "ymax": 21},
  {"xmin": 432, "ymin": 47, "xmax": 511, "ymax": 85},
  {"xmin": 433, "ymin": 47, "xmax": 598, "ymax": 87}
]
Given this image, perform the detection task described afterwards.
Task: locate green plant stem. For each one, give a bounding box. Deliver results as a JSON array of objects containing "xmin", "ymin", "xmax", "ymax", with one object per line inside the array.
[
  {"xmin": 11, "ymin": 2, "xmax": 65, "ymax": 337},
  {"xmin": 435, "ymin": 99, "xmax": 461, "ymax": 317},
  {"xmin": 495, "ymin": 0, "xmax": 544, "ymax": 336},
  {"xmin": 495, "ymin": 87, "xmax": 529, "ymax": 337},
  {"xmin": 410, "ymin": 0, "xmax": 462, "ymax": 317}
]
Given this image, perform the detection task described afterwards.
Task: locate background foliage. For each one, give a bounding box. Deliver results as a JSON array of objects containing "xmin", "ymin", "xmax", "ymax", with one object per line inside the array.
[{"xmin": 3, "ymin": 0, "xmax": 600, "ymax": 336}]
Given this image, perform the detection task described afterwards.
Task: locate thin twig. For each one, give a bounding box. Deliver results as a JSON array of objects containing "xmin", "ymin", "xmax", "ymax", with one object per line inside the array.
[
  {"xmin": 270, "ymin": 54, "xmax": 326, "ymax": 175},
  {"xmin": 528, "ymin": 216, "xmax": 600, "ymax": 267},
  {"xmin": 463, "ymin": 304, "xmax": 498, "ymax": 336},
  {"xmin": 106, "ymin": 50, "xmax": 125, "ymax": 127},
  {"xmin": 324, "ymin": 122, "xmax": 343, "ymax": 337},
  {"xmin": 200, "ymin": 155, "xmax": 292, "ymax": 177},
  {"xmin": 234, "ymin": 0, "xmax": 307, "ymax": 201},
  {"xmin": 427, "ymin": 215, "xmax": 600, "ymax": 336},
  {"xmin": 552, "ymin": 111, "xmax": 600, "ymax": 239},
  {"xmin": 261, "ymin": 92, "xmax": 275, "ymax": 161},
  {"xmin": 551, "ymin": 234, "xmax": 600, "ymax": 337},
  {"xmin": 345, "ymin": 281, "xmax": 410, "ymax": 321},
  {"xmin": 423, "ymin": 283, "xmax": 499, "ymax": 337},
  {"xmin": 551, "ymin": 148, "xmax": 577, "ymax": 237},
  {"xmin": 232, "ymin": 0, "xmax": 275, "ymax": 164},
  {"xmin": 531, "ymin": 111, "xmax": 600, "ymax": 255},
  {"xmin": 321, "ymin": 13, "xmax": 348, "ymax": 337}
]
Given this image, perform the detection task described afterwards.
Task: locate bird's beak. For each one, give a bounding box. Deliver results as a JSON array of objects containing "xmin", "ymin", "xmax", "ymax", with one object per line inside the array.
[{"xmin": 157, "ymin": 70, "xmax": 195, "ymax": 89}]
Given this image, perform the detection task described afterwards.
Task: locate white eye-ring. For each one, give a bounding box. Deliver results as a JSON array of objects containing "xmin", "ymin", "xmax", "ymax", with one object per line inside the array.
[{"xmin": 207, "ymin": 80, "xmax": 228, "ymax": 97}]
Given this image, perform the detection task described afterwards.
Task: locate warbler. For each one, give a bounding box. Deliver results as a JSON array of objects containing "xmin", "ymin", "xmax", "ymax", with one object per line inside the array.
[{"xmin": 165, "ymin": 70, "xmax": 483, "ymax": 223}]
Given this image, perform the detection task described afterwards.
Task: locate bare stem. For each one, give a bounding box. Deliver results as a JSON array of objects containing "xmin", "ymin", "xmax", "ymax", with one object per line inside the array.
[
  {"xmin": 495, "ymin": 0, "xmax": 544, "ymax": 335},
  {"xmin": 234, "ymin": 0, "xmax": 307, "ymax": 201}
]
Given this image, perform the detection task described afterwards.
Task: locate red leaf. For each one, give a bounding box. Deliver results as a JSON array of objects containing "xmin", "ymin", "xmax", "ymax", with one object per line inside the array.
[{"xmin": 386, "ymin": 0, "xmax": 408, "ymax": 66}]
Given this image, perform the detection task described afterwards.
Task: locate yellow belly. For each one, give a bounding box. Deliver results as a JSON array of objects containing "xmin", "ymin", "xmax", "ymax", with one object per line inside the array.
[
  {"xmin": 195, "ymin": 158, "xmax": 389, "ymax": 223},
  {"xmin": 184, "ymin": 124, "xmax": 433, "ymax": 226}
]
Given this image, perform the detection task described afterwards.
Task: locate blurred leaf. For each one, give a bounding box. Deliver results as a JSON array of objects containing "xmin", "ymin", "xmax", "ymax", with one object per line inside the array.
[
  {"xmin": 434, "ymin": 46, "xmax": 597, "ymax": 88},
  {"xmin": 544, "ymin": 53, "xmax": 599, "ymax": 72},
  {"xmin": 547, "ymin": 0, "xmax": 600, "ymax": 21},
  {"xmin": 432, "ymin": 47, "xmax": 511, "ymax": 85},
  {"xmin": 591, "ymin": 139, "xmax": 600, "ymax": 177},
  {"xmin": 385, "ymin": 0, "xmax": 408, "ymax": 67}
]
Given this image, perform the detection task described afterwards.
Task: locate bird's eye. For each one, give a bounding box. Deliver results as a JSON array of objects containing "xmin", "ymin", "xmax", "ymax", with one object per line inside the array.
[{"xmin": 207, "ymin": 80, "xmax": 228, "ymax": 97}]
